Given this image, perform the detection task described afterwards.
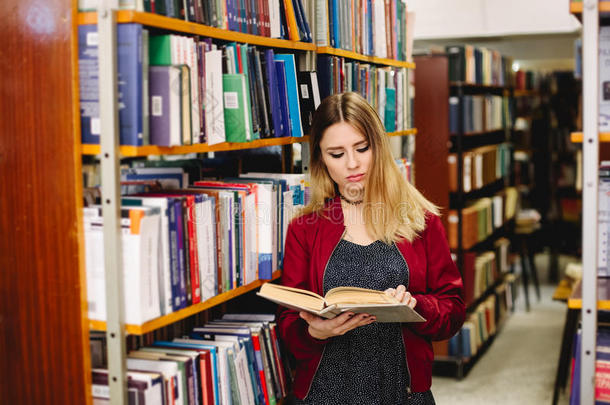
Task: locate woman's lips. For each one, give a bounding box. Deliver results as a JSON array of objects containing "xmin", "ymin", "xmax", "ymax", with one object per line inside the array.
[{"xmin": 347, "ymin": 174, "xmax": 365, "ymax": 182}]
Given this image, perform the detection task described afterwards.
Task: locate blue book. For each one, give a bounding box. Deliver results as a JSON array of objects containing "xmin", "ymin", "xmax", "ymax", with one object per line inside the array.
[
  {"xmin": 153, "ymin": 341, "xmax": 220, "ymax": 405},
  {"xmin": 167, "ymin": 198, "xmax": 183, "ymax": 311},
  {"xmin": 174, "ymin": 198, "xmax": 188, "ymax": 309},
  {"xmin": 274, "ymin": 60, "xmax": 291, "ymax": 138},
  {"xmin": 316, "ymin": 54, "xmax": 333, "ymax": 100},
  {"xmin": 331, "ymin": 0, "xmax": 339, "ymax": 49},
  {"xmin": 78, "ymin": 23, "xmax": 144, "ymax": 146},
  {"xmin": 263, "ymin": 49, "xmax": 283, "ymax": 138},
  {"xmin": 274, "ymin": 54, "xmax": 303, "ymax": 137}
]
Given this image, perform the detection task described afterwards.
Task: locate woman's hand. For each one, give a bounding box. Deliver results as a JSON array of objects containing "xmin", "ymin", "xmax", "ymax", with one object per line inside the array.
[
  {"xmin": 385, "ymin": 284, "xmax": 417, "ymax": 309},
  {"xmin": 299, "ymin": 311, "xmax": 376, "ymax": 340}
]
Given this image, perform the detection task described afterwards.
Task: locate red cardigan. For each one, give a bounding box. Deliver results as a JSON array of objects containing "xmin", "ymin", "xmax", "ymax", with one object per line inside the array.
[{"xmin": 277, "ymin": 196, "xmax": 465, "ymax": 399}]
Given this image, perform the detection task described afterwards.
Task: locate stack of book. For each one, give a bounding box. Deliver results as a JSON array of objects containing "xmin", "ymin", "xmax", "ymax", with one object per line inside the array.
[
  {"xmin": 78, "ymin": 0, "xmax": 312, "ymax": 42},
  {"xmin": 445, "ymin": 45, "xmax": 513, "ymax": 87},
  {"xmin": 447, "ymin": 187, "xmax": 518, "ymax": 250},
  {"xmin": 90, "ymin": 313, "xmax": 290, "ymax": 405},
  {"xmin": 314, "ymin": 0, "xmax": 413, "ymax": 61},
  {"xmin": 447, "ymin": 143, "xmax": 512, "ymax": 193},
  {"xmin": 448, "ymin": 94, "xmax": 511, "ymax": 135},
  {"xmin": 78, "ymin": 25, "xmax": 321, "ymax": 146},
  {"xmin": 84, "ymin": 167, "xmax": 308, "ymax": 324},
  {"xmin": 316, "ymin": 56, "xmax": 410, "ymax": 132}
]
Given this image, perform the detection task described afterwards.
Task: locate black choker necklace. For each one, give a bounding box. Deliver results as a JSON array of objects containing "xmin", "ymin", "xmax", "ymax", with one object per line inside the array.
[{"xmin": 339, "ymin": 193, "xmax": 363, "ymax": 206}]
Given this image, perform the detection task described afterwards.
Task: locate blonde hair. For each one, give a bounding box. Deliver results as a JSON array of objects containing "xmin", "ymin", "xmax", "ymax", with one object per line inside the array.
[{"xmin": 300, "ymin": 92, "xmax": 439, "ymax": 243}]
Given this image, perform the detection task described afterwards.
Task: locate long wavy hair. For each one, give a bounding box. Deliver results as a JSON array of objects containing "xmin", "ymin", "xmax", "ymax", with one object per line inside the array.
[{"xmin": 300, "ymin": 92, "xmax": 439, "ymax": 243}]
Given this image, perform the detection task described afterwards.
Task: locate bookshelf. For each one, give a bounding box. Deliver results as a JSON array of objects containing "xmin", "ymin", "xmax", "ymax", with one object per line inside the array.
[
  {"xmin": 75, "ymin": 3, "xmax": 419, "ymax": 405},
  {"xmin": 89, "ymin": 270, "xmax": 282, "ymax": 335},
  {"xmin": 3, "ymin": 0, "xmax": 421, "ymax": 400},
  {"xmin": 414, "ymin": 53, "xmax": 516, "ymax": 378},
  {"xmin": 316, "ymin": 46, "xmax": 416, "ymax": 69},
  {"xmin": 82, "ymin": 136, "xmax": 310, "ymax": 156},
  {"xmin": 568, "ymin": 278, "xmax": 610, "ymax": 310},
  {"xmin": 571, "ymin": 132, "xmax": 610, "ymax": 143},
  {"xmin": 570, "ymin": 0, "xmax": 610, "ymax": 14},
  {"xmin": 78, "ymin": 11, "xmax": 317, "ymax": 51}
]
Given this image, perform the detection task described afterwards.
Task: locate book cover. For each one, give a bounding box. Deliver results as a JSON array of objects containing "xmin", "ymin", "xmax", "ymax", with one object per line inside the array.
[
  {"xmin": 149, "ymin": 65, "xmax": 183, "ymax": 146},
  {"xmin": 223, "ymin": 73, "xmax": 252, "ymax": 143},
  {"xmin": 274, "ymin": 54, "xmax": 303, "ymax": 137},
  {"xmin": 78, "ymin": 24, "xmax": 144, "ymax": 146},
  {"xmin": 274, "ymin": 60, "xmax": 291, "ymax": 138},
  {"xmin": 205, "ymin": 49, "xmax": 226, "ymax": 145}
]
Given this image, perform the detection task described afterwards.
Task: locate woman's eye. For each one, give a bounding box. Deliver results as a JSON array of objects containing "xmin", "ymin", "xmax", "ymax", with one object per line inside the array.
[
  {"xmin": 357, "ymin": 145, "xmax": 370, "ymax": 153},
  {"xmin": 329, "ymin": 153, "xmax": 344, "ymax": 159}
]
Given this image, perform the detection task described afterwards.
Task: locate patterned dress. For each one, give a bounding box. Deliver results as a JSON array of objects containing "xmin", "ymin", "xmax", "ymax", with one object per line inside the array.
[{"xmin": 294, "ymin": 239, "xmax": 436, "ymax": 405}]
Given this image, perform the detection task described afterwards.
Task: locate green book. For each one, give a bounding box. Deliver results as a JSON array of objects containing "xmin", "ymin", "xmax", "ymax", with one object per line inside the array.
[
  {"xmin": 384, "ymin": 87, "xmax": 396, "ymax": 132},
  {"xmin": 223, "ymin": 74, "xmax": 252, "ymax": 143},
  {"xmin": 149, "ymin": 34, "xmax": 172, "ymax": 66}
]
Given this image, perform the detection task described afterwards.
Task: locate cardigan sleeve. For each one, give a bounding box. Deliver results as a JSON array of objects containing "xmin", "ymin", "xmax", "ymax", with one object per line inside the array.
[
  {"xmin": 410, "ymin": 214, "xmax": 466, "ymax": 341},
  {"xmin": 276, "ymin": 220, "xmax": 327, "ymax": 361}
]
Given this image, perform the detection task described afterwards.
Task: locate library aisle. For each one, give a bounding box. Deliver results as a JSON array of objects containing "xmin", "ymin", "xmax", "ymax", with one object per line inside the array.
[{"xmin": 433, "ymin": 255, "xmax": 571, "ymax": 404}]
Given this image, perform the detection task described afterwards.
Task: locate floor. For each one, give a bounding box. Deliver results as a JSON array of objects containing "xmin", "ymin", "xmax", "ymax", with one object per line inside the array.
[{"xmin": 432, "ymin": 254, "xmax": 574, "ymax": 405}]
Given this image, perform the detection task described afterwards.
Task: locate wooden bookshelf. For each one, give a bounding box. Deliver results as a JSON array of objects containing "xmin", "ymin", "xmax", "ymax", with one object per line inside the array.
[
  {"xmin": 78, "ymin": 11, "xmax": 317, "ymax": 51},
  {"xmin": 89, "ymin": 270, "xmax": 282, "ymax": 335},
  {"xmin": 513, "ymin": 89, "xmax": 539, "ymax": 97},
  {"xmin": 568, "ymin": 278, "xmax": 610, "ymax": 310},
  {"xmin": 449, "ymin": 82, "xmax": 506, "ymax": 91},
  {"xmin": 570, "ymin": 1, "xmax": 610, "ymax": 14},
  {"xmin": 451, "ymin": 128, "xmax": 507, "ymax": 137},
  {"xmin": 82, "ymin": 136, "xmax": 310, "ymax": 156},
  {"xmin": 570, "ymin": 132, "xmax": 610, "ymax": 143},
  {"xmin": 316, "ymin": 46, "xmax": 416, "ymax": 69},
  {"xmin": 388, "ymin": 128, "xmax": 417, "ymax": 136},
  {"xmin": 81, "ymin": 132, "xmax": 418, "ymax": 156}
]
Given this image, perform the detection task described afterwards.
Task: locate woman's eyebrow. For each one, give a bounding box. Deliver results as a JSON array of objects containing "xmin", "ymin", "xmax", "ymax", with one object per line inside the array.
[{"xmin": 325, "ymin": 140, "xmax": 368, "ymax": 151}]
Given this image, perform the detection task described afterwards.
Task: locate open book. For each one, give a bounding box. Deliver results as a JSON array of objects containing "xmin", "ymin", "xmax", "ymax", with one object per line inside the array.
[{"xmin": 257, "ymin": 283, "xmax": 425, "ymax": 323}]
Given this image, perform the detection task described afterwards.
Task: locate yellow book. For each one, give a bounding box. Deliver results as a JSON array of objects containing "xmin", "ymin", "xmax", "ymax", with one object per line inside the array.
[
  {"xmin": 257, "ymin": 283, "xmax": 426, "ymax": 323},
  {"xmin": 283, "ymin": 0, "xmax": 301, "ymax": 41}
]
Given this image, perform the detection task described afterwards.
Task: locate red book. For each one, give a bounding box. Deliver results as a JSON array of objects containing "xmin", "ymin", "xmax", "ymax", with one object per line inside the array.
[{"xmin": 252, "ymin": 334, "xmax": 271, "ymax": 405}]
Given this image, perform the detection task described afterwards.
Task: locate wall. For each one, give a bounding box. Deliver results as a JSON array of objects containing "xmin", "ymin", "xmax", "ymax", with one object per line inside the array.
[{"xmin": 409, "ymin": 0, "xmax": 581, "ymax": 40}]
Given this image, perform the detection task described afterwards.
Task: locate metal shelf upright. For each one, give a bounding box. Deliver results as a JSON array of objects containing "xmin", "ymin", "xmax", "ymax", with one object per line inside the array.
[{"xmin": 580, "ymin": 0, "xmax": 600, "ymax": 403}]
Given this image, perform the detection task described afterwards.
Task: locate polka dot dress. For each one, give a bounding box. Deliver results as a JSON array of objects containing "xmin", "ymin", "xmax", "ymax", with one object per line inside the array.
[{"xmin": 295, "ymin": 239, "xmax": 436, "ymax": 405}]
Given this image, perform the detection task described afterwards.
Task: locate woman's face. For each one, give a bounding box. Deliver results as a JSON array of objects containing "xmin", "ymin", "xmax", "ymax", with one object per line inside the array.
[{"xmin": 319, "ymin": 122, "xmax": 373, "ymax": 199}]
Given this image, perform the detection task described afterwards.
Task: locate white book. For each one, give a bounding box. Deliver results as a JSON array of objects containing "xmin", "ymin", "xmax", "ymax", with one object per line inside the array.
[
  {"xmin": 126, "ymin": 358, "xmax": 182, "ymax": 405},
  {"xmin": 269, "ymin": 0, "xmax": 282, "ymax": 38},
  {"xmin": 244, "ymin": 192, "xmax": 258, "ymax": 284},
  {"xmin": 205, "ymin": 49, "xmax": 226, "ymax": 145},
  {"xmin": 91, "ymin": 369, "xmax": 163, "ymax": 405},
  {"xmin": 186, "ymin": 37, "xmax": 201, "ymax": 143},
  {"xmin": 204, "ymin": 197, "xmax": 219, "ymax": 300},
  {"xmin": 124, "ymin": 197, "xmax": 172, "ymax": 316},
  {"xmin": 314, "ymin": 0, "xmax": 328, "ymax": 46},
  {"xmin": 84, "ymin": 206, "xmax": 161, "ymax": 325}
]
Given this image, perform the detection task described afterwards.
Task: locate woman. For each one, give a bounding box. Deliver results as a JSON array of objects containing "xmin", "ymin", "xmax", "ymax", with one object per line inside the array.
[{"xmin": 278, "ymin": 92, "xmax": 465, "ymax": 404}]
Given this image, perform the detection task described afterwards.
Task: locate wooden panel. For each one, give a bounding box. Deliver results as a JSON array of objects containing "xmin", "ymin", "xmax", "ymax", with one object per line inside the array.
[
  {"xmin": 413, "ymin": 55, "xmax": 450, "ymax": 229},
  {"xmin": 0, "ymin": 0, "xmax": 90, "ymax": 404}
]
